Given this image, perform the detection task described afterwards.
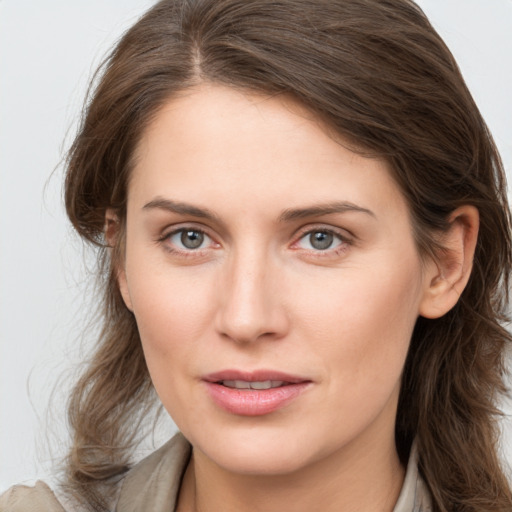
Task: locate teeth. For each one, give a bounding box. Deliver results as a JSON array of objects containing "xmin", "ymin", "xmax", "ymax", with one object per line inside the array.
[
  {"xmin": 222, "ymin": 380, "xmax": 285, "ymax": 390},
  {"xmin": 223, "ymin": 380, "xmax": 251, "ymax": 389}
]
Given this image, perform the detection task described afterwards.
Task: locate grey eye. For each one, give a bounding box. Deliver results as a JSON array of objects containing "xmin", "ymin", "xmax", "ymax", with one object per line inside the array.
[
  {"xmin": 309, "ymin": 231, "xmax": 334, "ymax": 250},
  {"xmin": 168, "ymin": 229, "xmax": 210, "ymax": 250},
  {"xmin": 297, "ymin": 230, "xmax": 344, "ymax": 251},
  {"xmin": 180, "ymin": 230, "xmax": 204, "ymax": 249}
]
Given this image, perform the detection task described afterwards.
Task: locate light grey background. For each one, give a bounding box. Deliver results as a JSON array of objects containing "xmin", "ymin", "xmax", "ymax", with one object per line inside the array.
[{"xmin": 1, "ymin": 0, "xmax": 512, "ymax": 492}]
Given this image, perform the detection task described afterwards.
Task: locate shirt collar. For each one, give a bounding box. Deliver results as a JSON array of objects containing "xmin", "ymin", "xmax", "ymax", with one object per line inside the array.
[
  {"xmin": 116, "ymin": 433, "xmax": 432, "ymax": 512},
  {"xmin": 393, "ymin": 440, "xmax": 433, "ymax": 512}
]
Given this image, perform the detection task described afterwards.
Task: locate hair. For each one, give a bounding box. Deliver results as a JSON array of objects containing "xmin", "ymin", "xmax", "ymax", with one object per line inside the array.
[{"xmin": 62, "ymin": 0, "xmax": 512, "ymax": 510}]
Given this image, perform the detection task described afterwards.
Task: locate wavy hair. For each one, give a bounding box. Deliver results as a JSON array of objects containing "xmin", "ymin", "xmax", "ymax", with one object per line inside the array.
[{"xmin": 63, "ymin": 0, "xmax": 512, "ymax": 510}]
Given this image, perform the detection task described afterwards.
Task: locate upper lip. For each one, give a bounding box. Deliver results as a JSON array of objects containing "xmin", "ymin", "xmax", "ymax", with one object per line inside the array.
[{"xmin": 203, "ymin": 369, "xmax": 310, "ymax": 384}]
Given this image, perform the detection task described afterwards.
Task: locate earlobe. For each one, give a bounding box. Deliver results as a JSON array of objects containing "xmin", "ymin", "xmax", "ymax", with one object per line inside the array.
[
  {"xmin": 419, "ymin": 205, "xmax": 479, "ymax": 319},
  {"xmin": 105, "ymin": 208, "xmax": 133, "ymax": 312},
  {"xmin": 117, "ymin": 268, "xmax": 134, "ymax": 312}
]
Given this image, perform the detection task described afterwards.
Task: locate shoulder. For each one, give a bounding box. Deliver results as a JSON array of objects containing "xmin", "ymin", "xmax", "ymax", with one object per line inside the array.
[
  {"xmin": 115, "ymin": 432, "xmax": 191, "ymax": 511},
  {"xmin": 0, "ymin": 434, "xmax": 190, "ymax": 512},
  {"xmin": 0, "ymin": 481, "xmax": 65, "ymax": 512}
]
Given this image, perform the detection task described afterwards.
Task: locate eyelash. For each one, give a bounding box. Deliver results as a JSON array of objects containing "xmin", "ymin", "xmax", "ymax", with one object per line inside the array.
[
  {"xmin": 157, "ymin": 226, "xmax": 216, "ymax": 258},
  {"xmin": 291, "ymin": 226, "xmax": 352, "ymax": 258},
  {"xmin": 157, "ymin": 225, "xmax": 352, "ymax": 258}
]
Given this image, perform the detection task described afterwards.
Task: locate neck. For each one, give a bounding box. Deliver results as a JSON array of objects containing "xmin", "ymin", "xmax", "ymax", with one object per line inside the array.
[{"xmin": 176, "ymin": 431, "xmax": 405, "ymax": 512}]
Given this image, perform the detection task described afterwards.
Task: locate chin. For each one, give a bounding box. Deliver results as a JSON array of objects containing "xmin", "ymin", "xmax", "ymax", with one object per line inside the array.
[
  {"xmin": 209, "ymin": 443, "xmax": 311, "ymax": 476},
  {"xmin": 185, "ymin": 421, "xmax": 328, "ymax": 476}
]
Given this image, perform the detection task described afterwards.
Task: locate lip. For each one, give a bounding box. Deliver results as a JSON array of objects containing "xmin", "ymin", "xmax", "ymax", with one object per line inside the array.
[{"xmin": 203, "ymin": 369, "xmax": 312, "ymax": 416}]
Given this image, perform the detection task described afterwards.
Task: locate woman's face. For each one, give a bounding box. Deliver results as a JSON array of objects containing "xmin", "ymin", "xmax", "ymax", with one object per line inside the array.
[{"xmin": 119, "ymin": 84, "xmax": 433, "ymax": 475}]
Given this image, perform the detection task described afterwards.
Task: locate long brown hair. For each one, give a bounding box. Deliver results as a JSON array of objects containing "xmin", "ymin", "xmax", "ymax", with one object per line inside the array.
[{"xmin": 63, "ymin": 0, "xmax": 512, "ymax": 510}]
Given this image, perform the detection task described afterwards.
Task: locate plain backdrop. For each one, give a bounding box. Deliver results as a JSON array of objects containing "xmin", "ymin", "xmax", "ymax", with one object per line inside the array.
[{"xmin": 1, "ymin": 0, "xmax": 512, "ymax": 492}]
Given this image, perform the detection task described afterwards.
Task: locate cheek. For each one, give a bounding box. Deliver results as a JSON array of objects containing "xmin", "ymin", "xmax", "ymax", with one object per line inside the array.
[
  {"xmin": 292, "ymin": 252, "xmax": 423, "ymax": 390},
  {"xmin": 124, "ymin": 249, "xmax": 216, "ymax": 365},
  {"xmin": 125, "ymin": 266, "xmax": 219, "ymax": 421}
]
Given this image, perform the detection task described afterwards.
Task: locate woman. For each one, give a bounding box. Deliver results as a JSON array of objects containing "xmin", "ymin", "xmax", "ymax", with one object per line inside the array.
[{"xmin": 2, "ymin": 0, "xmax": 511, "ymax": 510}]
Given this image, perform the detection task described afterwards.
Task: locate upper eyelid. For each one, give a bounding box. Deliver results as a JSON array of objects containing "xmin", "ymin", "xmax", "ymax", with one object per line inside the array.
[
  {"xmin": 157, "ymin": 225, "xmax": 217, "ymax": 251},
  {"xmin": 160, "ymin": 227, "xmax": 218, "ymax": 255},
  {"xmin": 292, "ymin": 224, "xmax": 354, "ymax": 241},
  {"xmin": 160, "ymin": 223, "xmax": 215, "ymax": 239},
  {"xmin": 289, "ymin": 226, "xmax": 354, "ymax": 256}
]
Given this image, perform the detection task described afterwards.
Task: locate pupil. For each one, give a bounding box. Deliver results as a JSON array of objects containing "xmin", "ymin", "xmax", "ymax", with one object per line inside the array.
[
  {"xmin": 310, "ymin": 231, "xmax": 333, "ymax": 250},
  {"xmin": 181, "ymin": 230, "xmax": 204, "ymax": 249}
]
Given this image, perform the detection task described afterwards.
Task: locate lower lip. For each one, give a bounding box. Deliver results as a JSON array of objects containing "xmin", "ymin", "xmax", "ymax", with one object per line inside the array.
[{"xmin": 204, "ymin": 382, "xmax": 310, "ymax": 416}]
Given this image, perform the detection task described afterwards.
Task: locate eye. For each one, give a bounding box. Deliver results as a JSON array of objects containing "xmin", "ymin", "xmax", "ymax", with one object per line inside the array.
[
  {"xmin": 168, "ymin": 228, "xmax": 212, "ymax": 250},
  {"xmin": 296, "ymin": 230, "xmax": 344, "ymax": 251}
]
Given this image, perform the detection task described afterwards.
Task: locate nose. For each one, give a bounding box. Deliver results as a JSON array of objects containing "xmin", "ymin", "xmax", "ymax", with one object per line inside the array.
[{"xmin": 215, "ymin": 249, "xmax": 289, "ymax": 344}]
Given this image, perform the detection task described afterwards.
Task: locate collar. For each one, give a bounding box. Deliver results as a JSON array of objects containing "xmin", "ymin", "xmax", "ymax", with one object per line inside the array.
[
  {"xmin": 393, "ymin": 440, "xmax": 433, "ymax": 512},
  {"xmin": 115, "ymin": 433, "xmax": 432, "ymax": 512}
]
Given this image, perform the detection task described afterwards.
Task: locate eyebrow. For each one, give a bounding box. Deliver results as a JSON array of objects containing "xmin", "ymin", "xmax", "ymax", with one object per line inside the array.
[
  {"xmin": 278, "ymin": 201, "xmax": 376, "ymax": 222},
  {"xmin": 143, "ymin": 197, "xmax": 375, "ymax": 223},
  {"xmin": 143, "ymin": 198, "xmax": 221, "ymax": 222}
]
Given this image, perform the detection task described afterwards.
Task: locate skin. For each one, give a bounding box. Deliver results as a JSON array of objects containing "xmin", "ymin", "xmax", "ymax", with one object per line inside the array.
[{"xmin": 116, "ymin": 84, "xmax": 478, "ymax": 512}]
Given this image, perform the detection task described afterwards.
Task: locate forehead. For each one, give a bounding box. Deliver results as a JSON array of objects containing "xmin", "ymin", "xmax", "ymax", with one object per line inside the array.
[{"xmin": 129, "ymin": 84, "xmax": 408, "ymax": 222}]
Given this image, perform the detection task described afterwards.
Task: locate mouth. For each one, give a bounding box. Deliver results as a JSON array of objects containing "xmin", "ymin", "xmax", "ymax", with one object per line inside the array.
[
  {"xmin": 203, "ymin": 370, "xmax": 311, "ymax": 416},
  {"xmin": 219, "ymin": 380, "xmax": 289, "ymax": 390}
]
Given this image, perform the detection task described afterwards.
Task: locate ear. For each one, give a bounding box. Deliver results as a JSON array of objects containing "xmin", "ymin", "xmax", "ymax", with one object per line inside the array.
[
  {"xmin": 105, "ymin": 208, "xmax": 120, "ymax": 248},
  {"xmin": 419, "ymin": 205, "xmax": 479, "ymax": 319},
  {"xmin": 105, "ymin": 208, "xmax": 133, "ymax": 312}
]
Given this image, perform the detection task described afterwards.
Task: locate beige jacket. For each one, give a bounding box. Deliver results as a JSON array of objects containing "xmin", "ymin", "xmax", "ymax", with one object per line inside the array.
[{"xmin": 0, "ymin": 433, "xmax": 432, "ymax": 511}]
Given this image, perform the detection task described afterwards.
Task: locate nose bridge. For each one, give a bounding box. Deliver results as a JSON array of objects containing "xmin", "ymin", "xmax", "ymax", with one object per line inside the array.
[{"xmin": 216, "ymin": 243, "xmax": 286, "ymax": 344}]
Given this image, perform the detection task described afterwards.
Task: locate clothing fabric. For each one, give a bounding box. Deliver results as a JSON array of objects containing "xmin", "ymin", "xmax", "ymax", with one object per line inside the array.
[{"xmin": 0, "ymin": 433, "xmax": 432, "ymax": 511}]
